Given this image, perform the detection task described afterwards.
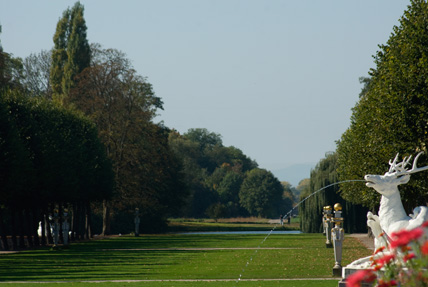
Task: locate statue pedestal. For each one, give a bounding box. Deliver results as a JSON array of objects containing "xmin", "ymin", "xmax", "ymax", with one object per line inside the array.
[{"xmin": 337, "ymin": 266, "xmax": 374, "ymax": 287}]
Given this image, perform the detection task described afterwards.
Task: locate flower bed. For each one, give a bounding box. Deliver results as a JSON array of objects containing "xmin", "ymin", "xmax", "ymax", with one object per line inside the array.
[{"xmin": 347, "ymin": 221, "xmax": 428, "ymax": 286}]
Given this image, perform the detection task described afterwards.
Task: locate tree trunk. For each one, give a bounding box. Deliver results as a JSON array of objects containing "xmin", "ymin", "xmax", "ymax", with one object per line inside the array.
[
  {"xmin": 71, "ymin": 204, "xmax": 77, "ymax": 242},
  {"xmin": 58, "ymin": 204, "xmax": 64, "ymax": 244},
  {"xmin": 18, "ymin": 210, "xmax": 26, "ymax": 249},
  {"xmin": 31, "ymin": 207, "xmax": 40, "ymax": 246},
  {"xmin": 40, "ymin": 211, "xmax": 47, "ymax": 246},
  {"xmin": 102, "ymin": 200, "xmax": 111, "ymax": 236},
  {"xmin": 0, "ymin": 208, "xmax": 9, "ymax": 251},
  {"xmin": 78, "ymin": 203, "xmax": 85, "ymax": 240},
  {"xmin": 46, "ymin": 206, "xmax": 53, "ymax": 245},
  {"xmin": 11, "ymin": 210, "xmax": 17, "ymax": 250},
  {"xmin": 24, "ymin": 209, "xmax": 34, "ymax": 247},
  {"xmin": 85, "ymin": 201, "xmax": 92, "ymax": 239}
]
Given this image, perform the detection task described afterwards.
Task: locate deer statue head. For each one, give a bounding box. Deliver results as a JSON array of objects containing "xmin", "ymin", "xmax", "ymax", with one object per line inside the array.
[{"xmin": 365, "ymin": 152, "xmax": 428, "ymax": 196}]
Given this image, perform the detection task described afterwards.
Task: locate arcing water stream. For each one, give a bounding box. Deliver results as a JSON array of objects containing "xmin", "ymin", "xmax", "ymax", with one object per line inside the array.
[{"xmin": 234, "ymin": 179, "xmax": 366, "ymax": 285}]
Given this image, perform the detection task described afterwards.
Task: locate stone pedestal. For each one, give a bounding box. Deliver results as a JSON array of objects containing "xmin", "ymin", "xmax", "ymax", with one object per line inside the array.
[{"xmin": 337, "ymin": 265, "xmax": 373, "ymax": 287}]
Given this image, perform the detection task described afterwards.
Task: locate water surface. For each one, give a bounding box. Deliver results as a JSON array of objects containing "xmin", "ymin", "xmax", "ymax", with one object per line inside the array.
[{"xmin": 178, "ymin": 230, "xmax": 302, "ymax": 235}]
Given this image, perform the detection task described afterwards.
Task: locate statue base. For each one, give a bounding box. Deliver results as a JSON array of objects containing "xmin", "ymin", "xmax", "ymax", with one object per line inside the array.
[
  {"xmin": 337, "ymin": 265, "xmax": 374, "ymax": 287},
  {"xmin": 333, "ymin": 266, "xmax": 342, "ymax": 277}
]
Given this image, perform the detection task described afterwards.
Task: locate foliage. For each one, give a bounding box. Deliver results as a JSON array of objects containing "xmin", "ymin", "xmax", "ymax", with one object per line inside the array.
[
  {"xmin": 300, "ymin": 152, "xmax": 368, "ymax": 233},
  {"xmin": 281, "ymin": 181, "xmax": 295, "ymax": 215},
  {"xmin": 239, "ymin": 168, "xmax": 283, "ymax": 217},
  {"xmin": 169, "ymin": 128, "xmax": 261, "ymax": 218},
  {"xmin": 337, "ymin": 0, "xmax": 428, "ymax": 210},
  {"xmin": 205, "ymin": 202, "xmax": 227, "ymax": 221},
  {"xmin": 0, "ymin": 92, "xmax": 33, "ymax": 207},
  {"xmin": 50, "ymin": 1, "xmax": 90, "ymax": 103},
  {"xmin": 0, "ymin": 90, "xmax": 113, "ymax": 249},
  {"xmin": 0, "ymin": 32, "xmax": 24, "ymax": 92},
  {"xmin": 21, "ymin": 50, "xmax": 53, "ymax": 99},
  {"xmin": 68, "ymin": 44, "xmax": 183, "ymax": 233}
]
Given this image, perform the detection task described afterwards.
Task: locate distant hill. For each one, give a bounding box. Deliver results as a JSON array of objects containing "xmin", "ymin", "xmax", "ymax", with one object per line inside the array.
[{"xmin": 272, "ymin": 163, "xmax": 315, "ymax": 187}]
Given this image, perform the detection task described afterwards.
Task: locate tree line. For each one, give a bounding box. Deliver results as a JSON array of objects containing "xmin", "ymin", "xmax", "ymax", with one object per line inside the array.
[
  {"xmin": 0, "ymin": 2, "xmax": 294, "ymax": 250},
  {"xmin": 0, "ymin": 92, "xmax": 113, "ymax": 249},
  {"xmin": 169, "ymin": 128, "xmax": 294, "ymax": 220},
  {"xmin": 337, "ymin": 0, "xmax": 428, "ymax": 212},
  {"xmin": 301, "ymin": 0, "xmax": 428, "ymax": 233},
  {"xmin": 299, "ymin": 152, "xmax": 368, "ymax": 233}
]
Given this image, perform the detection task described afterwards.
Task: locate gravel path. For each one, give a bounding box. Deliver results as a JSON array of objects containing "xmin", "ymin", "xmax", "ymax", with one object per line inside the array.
[{"xmin": 348, "ymin": 233, "xmax": 374, "ymax": 251}]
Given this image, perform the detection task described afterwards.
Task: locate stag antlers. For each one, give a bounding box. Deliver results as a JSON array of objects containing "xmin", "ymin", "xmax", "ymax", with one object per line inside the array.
[{"xmin": 388, "ymin": 152, "xmax": 428, "ymax": 176}]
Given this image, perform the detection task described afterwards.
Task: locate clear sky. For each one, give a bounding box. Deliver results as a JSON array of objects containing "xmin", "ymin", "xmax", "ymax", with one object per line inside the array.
[{"xmin": 0, "ymin": 0, "xmax": 410, "ymax": 179}]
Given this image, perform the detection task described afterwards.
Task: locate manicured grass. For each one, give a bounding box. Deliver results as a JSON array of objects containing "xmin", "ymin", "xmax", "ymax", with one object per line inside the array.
[
  {"xmin": 0, "ymin": 232, "xmax": 371, "ymax": 287},
  {"xmin": 2, "ymin": 280, "xmax": 340, "ymax": 287}
]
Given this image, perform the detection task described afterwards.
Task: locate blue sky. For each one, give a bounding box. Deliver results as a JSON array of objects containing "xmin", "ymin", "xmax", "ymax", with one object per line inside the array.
[{"xmin": 0, "ymin": 0, "xmax": 410, "ymax": 183}]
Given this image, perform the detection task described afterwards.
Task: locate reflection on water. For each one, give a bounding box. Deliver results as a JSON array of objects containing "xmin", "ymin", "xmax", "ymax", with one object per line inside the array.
[{"xmin": 178, "ymin": 230, "xmax": 301, "ymax": 235}]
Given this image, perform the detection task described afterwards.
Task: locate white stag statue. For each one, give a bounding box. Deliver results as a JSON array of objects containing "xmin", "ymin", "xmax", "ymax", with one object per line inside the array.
[
  {"xmin": 365, "ymin": 152, "xmax": 428, "ymax": 250},
  {"xmin": 348, "ymin": 152, "xmax": 428, "ymax": 268}
]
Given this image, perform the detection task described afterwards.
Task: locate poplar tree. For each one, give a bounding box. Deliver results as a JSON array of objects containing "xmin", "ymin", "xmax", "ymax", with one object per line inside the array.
[{"xmin": 50, "ymin": 2, "xmax": 90, "ymax": 104}]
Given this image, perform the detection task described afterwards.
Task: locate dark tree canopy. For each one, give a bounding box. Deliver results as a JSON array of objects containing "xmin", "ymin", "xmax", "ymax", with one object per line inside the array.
[{"xmin": 0, "ymin": 90, "xmax": 114, "ymax": 249}]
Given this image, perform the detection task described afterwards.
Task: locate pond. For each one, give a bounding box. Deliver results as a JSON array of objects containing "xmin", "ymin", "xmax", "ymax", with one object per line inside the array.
[{"xmin": 178, "ymin": 230, "xmax": 302, "ymax": 235}]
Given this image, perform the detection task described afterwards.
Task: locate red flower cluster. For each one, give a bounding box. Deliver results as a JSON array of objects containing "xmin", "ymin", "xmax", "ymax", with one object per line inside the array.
[
  {"xmin": 403, "ymin": 252, "xmax": 416, "ymax": 262},
  {"xmin": 374, "ymin": 246, "xmax": 386, "ymax": 254},
  {"xmin": 421, "ymin": 241, "xmax": 428, "ymax": 255},
  {"xmin": 377, "ymin": 279, "xmax": 398, "ymax": 287},
  {"xmin": 389, "ymin": 228, "xmax": 423, "ymax": 249},
  {"xmin": 346, "ymin": 221, "xmax": 428, "ymax": 286},
  {"xmin": 372, "ymin": 253, "xmax": 395, "ymax": 270}
]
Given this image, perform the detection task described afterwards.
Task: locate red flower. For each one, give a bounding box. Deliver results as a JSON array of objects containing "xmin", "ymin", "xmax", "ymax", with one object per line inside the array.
[
  {"xmin": 389, "ymin": 228, "xmax": 423, "ymax": 249},
  {"xmin": 377, "ymin": 279, "xmax": 398, "ymax": 287},
  {"xmin": 374, "ymin": 254, "xmax": 395, "ymax": 268},
  {"xmin": 403, "ymin": 252, "xmax": 416, "ymax": 262},
  {"xmin": 421, "ymin": 241, "xmax": 428, "ymax": 255},
  {"xmin": 375, "ymin": 246, "xmax": 386, "ymax": 254},
  {"xmin": 346, "ymin": 269, "xmax": 376, "ymax": 287},
  {"xmin": 422, "ymin": 220, "xmax": 428, "ymax": 228},
  {"xmin": 373, "ymin": 264, "xmax": 382, "ymax": 271}
]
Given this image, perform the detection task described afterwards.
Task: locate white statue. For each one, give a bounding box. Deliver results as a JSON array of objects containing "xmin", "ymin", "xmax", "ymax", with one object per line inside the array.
[
  {"xmin": 365, "ymin": 152, "xmax": 428, "ymax": 241},
  {"xmin": 348, "ymin": 152, "xmax": 428, "ymax": 267}
]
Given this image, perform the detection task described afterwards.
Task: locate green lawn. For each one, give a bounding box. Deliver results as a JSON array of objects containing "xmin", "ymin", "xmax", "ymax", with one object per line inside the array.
[{"xmin": 0, "ymin": 232, "xmax": 371, "ymax": 286}]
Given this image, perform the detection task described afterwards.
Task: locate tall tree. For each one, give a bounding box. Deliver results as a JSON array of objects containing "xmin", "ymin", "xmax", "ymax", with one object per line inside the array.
[
  {"xmin": 69, "ymin": 45, "xmax": 177, "ymax": 234},
  {"xmin": 337, "ymin": 0, "xmax": 428, "ymax": 210},
  {"xmin": 21, "ymin": 50, "xmax": 52, "ymax": 99},
  {"xmin": 50, "ymin": 1, "xmax": 90, "ymax": 104},
  {"xmin": 300, "ymin": 152, "xmax": 368, "ymax": 233},
  {"xmin": 0, "ymin": 25, "xmax": 23, "ymax": 92},
  {"xmin": 239, "ymin": 168, "xmax": 283, "ymax": 218}
]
